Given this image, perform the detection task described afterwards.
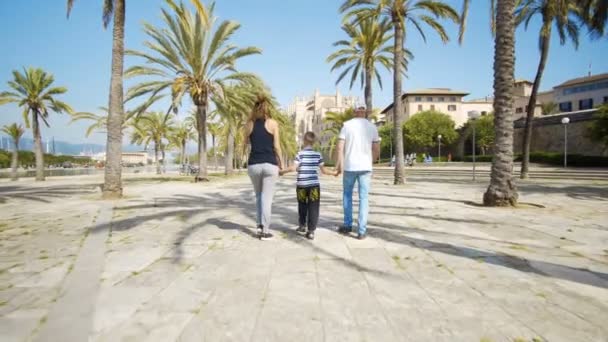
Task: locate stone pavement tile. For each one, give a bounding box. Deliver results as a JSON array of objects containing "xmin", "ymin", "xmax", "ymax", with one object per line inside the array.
[
  {"xmin": 178, "ymin": 269, "xmax": 269, "ymax": 341},
  {"xmin": 117, "ymin": 258, "xmax": 191, "ymax": 289},
  {"xmin": 0, "ymin": 308, "xmax": 47, "ymax": 342},
  {"xmin": 92, "ymin": 285, "xmax": 160, "ymax": 334},
  {"xmin": 14, "ymin": 263, "xmax": 69, "ymax": 288},
  {"xmin": 311, "ymin": 230, "xmax": 352, "ymax": 261},
  {"xmin": 251, "ymin": 271, "xmax": 323, "ymax": 342},
  {"xmin": 0, "ymin": 287, "xmax": 59, "ymax": 316},
  {"xmin": 104, "ymin": 244, "xmax": 171, "ymax": 274},
  {"xmin": 92, "ymin": 310, "xmax": 194, "ymax": 342},
  {"xmin": 316, "ymin": 259, "xmax": 400, "ymax": 341}
]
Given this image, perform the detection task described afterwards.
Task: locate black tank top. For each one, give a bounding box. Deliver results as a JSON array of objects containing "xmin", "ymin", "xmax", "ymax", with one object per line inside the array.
[{"xmin": 248, "ymin": 119, "xmax": 278, "ymax": 166}]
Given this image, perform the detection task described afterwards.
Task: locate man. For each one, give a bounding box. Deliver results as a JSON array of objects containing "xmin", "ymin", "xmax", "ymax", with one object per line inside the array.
[{"xmin": 335, "ymin": 107, "xmax": 380, "ymax": 240}]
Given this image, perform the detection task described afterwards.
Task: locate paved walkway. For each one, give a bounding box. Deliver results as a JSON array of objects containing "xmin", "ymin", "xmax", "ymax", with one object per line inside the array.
[{"xmin": 0, "ymin": 172, "xmax": 607, "ymax": 341}]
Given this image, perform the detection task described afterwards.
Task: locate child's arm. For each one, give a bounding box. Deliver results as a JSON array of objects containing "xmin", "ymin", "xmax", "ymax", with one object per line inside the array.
[{"xmin": 279, "ymin": 164, "xmax": 297, "ymax": 176}]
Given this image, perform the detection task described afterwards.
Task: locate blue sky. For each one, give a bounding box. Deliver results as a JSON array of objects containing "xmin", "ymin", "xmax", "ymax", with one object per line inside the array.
[{"xmin": 0, "ymin": 0, "xmax": 606, "ymax": 145}]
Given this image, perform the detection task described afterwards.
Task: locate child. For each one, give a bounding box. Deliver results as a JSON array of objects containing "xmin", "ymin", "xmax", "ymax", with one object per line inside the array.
[{"xmin": 280, "ymin": 132, "xmax": 336, "ymax": 240}]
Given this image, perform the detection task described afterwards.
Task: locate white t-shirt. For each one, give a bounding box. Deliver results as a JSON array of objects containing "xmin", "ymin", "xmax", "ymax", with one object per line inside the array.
[{"xmin": 339, "ymin": 118, "xmax": 380, "ymax": 172}]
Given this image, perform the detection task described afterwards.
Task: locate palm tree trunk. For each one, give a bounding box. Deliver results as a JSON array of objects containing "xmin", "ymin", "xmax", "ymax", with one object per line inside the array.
[
  {"xmin": 32, "ymin": 112, "xmax": 45, "ymax": 181},
  {"xmin": 212, "ymin": 135, "xmax": 218, "ymax": 170},
  {"xmin": 225, "ymin": 130, "xmax": 234, "ymax": 175},
  {"xmin": 180, "ymin": 142, "xmax": 186, "ymax": 167},
  {"xmin": 196, "ymin": 104, "xmax": 208, "ymax": 179},
  {"xmin": 154, "ymin": 144, "xmax": 160, "ymax": 175},
  {"xmin": 10, "ymin": 141, "xmax": 19, "ymax": 181},
  {"xmin": 103, "ymin": 0, "xmax": 126, "ymax": 199},
  {"xmin": 483, "ymin": 0, "xmax": 519, "ymax": 207},
  {"xmin": 364, "ymin": 64, "xmax": 373, "ymax": 118},
  {"xmin": 161, "ymin": 145, "xmax": 166, "ymax": 174},
  {"xmin": 520, "ymin": 23, "xmax": 551, "ymax": 179},
  {"xmin": 392, "ymin": 16, "xmax": 406, "ymax": 184}
]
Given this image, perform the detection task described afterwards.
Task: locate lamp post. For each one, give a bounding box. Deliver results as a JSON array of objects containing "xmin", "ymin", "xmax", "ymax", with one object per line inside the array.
[
  {"xmin": 468, "ymin": 111, "xmax": 481, "ymax": 181},
  {"xmin": 562, "ymin": 117, "xmax": 570, "ymax": 168},
  {"xmin": 437, "ymin": 134, "xmax": 442, "ymax": 162}
]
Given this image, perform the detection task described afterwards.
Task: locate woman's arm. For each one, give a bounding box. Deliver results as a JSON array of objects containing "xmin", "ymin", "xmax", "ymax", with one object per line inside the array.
[
  {"xmin": 241, "ymin": 121, "xmax": 252, "ymax": 158},
  {"xmin": 271, "ymin": 120, "xmax": 283, "ymax": 169}
]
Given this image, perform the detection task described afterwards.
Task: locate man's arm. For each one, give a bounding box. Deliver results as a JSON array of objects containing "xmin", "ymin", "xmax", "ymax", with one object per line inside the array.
[
  {"xmin": 372, "ymin": 142, "xmax": 380, "ymax": 162},
  {"xmin": 335, "ymin": 139, "xmax": 345, "ymax": 175}
]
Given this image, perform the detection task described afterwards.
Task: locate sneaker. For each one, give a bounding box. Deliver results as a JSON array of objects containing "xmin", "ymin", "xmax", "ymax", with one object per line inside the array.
[
  {"xmin": 338, "ymin": 225, "xmax": 352, "ymax": 234},
  {"xmin": 357, "ymin": 233, "xmax": 367, "ymax": 240},
  {"xmin": 296, "ymin": 226, "xmax": 306, "ymax": 233},
  {"xmin": 306, "ymin": 231, "xmax": 315, "ymax": 240},
  {"xmin": 260, "ymin": 232, "xmax": 274, "ymax": 241},
  {"xmin": 257, "ymin": 225, "xmax": 263, "ymax": 235}
]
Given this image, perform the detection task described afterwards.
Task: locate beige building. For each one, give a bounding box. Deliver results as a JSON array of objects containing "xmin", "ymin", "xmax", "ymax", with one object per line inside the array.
[
  {"xmin": 513, "ymin": 73, "xmax": 608, "ymax": 119},
  {"xmin": 552, "ymin": 73, "xmax": 608, "ymax": 112},
  {"xmin": 381, "ymin": 88, "xmax": 492, "ymax": 128},
  {"xmin": 92, "ymin": 152, "xmax": 149, "ymax": 165},
  {"xmin": 287, "ymin": 89, "xmax": 359, "ymax": 147}
]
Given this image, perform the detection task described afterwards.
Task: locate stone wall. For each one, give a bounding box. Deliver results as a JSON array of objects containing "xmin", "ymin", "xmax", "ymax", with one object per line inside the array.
[{"xmin": 513, "ymin": 110, "xmax": 605, "ymax": 156}]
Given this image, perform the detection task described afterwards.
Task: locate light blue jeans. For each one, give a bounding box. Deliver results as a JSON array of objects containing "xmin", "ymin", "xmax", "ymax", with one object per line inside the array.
[{"xmin": 343, "ymin": 171, "xmax": 371, "ymax": 235}]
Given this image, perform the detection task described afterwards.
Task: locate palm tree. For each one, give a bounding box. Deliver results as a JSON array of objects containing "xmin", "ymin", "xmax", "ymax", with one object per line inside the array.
[
  {"xmin": 1, "ymin": 123, "xmax": 25, "ymax": 181},
  {"xmin": 516, "ymin": 0, "xmax": 583, "ymax": 179},
  {"xmin": 69, "ymin": 106, "xmax": 135, "ymax": 137},
  {"xmin": 578, "ymin": 0, "xmax": 607, "ymax": 37},
  {"xmin": 125, "ymin": 1, "xmax": 260, "ymax": 180},
  {"xmin": 541, "ymin": 101, "xmax": 558, "ymax": 115},
  {"xmin": 212, "ymin": 84, "xmax": 259, "ymax": 174},
  {"xmin": 483, "ymin": 0, "xmax": 519, "ymax": 206},
  {"xmin": 169, "ymin": 121, "xmax": 195, "ymax": 167},
  {"xmin": 0, "ymin": 68, "xmax": 73, "ymax": 181},
  {"xmin": 130, "ymin": 112, "xmax": 175, "ymax": 174},
  {"xmin": 341, "ymin": 0, "xmax": 459, "ymax": 185},
  {"xmin": 327, "ymin": 15, "xmax": 412, "ymax": 117},
  {"xmin": 67, "ymin": 0, "xmax": 127, "ymax": 198},
  {"xmin": 323, "ymin": 109, "xmax": 355, "ymax": 157}
]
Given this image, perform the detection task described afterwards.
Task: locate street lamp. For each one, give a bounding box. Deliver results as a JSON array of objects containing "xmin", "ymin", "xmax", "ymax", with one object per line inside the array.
[
  {"xmin": 562, "ymin": 117, "xmax": 570, "ymax": 168},
  {"xmin": 468, "ymin": 111, "xmax": 481, "ymax": 181},
  {"xmin": 437, "ymin": 134, "xmax": 442, "ymax": 162}
]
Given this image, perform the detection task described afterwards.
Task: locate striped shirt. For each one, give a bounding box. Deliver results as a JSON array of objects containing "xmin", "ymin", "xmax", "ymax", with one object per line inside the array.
[{"xmin": 294, "ymin": 147, "xmax": 324, "ymax": 187}]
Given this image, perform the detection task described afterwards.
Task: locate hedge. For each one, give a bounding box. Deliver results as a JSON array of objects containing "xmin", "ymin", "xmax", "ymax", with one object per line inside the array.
[{"xmin": 454, "ymin": 152, "xmax": 608, "ymax": 167}]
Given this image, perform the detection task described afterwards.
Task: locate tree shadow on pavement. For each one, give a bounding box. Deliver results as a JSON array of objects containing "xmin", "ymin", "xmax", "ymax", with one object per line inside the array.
[{"xmin": 0, "ymin": 184, "xmax": 99, "ymax": 203}]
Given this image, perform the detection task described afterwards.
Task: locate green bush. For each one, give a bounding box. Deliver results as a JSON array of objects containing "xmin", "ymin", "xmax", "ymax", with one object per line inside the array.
[
  {"xmin": 0, "ymin": 152, "xmax": 10, "ymax": 168},
  {"xmin": 456, "ymin": 153, "xmax": 608, "ymax": 166},
  {"xmin": 460, "ymin": 155, "xmax": 494, "ymax": 162},
  {"xmin": 517, "ymin": 152, "xmax": 608, "ymax": 167}
]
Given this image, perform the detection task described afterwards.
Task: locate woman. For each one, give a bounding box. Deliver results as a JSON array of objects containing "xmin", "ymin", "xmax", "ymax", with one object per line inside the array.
[{"xmin": 243, "ymin": 95, "xmax": 283, "ymax": 240}]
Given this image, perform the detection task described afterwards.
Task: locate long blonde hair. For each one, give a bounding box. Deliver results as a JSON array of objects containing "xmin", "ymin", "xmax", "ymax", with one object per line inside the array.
[{"xmin": 249, "ymin": 94, "xmax": 273, "ymax": 122}]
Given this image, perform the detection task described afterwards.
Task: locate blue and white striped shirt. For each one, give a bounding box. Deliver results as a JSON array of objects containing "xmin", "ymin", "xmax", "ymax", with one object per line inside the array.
[{"xmin": 294, "ymin": 147, "xmax": 324, "ymax": 187}]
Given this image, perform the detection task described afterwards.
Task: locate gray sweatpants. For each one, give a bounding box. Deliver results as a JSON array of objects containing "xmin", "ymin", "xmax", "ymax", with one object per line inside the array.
[{"xmin": 247, "ymin": 163, "xmax": 279, "ymax": 233}]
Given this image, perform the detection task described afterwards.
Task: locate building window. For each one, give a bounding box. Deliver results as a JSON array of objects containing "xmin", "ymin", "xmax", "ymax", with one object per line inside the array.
[
  {"xmin": 559, "ymin": 101, "xmax": 572, "ymax": 112},
  {"xmin": 438, "ymin": 97, "xmax": 445, "ymax": 102},
  {"xmin": 415, "ymin": 96, "xmax": 422, "ymax": 102},
  {"xmin": 579, "ymin": 98, "xmax": 593, "ymax": 110},
  {"xmin": 427, "ymin": 97, "xmax": 433, "ymax": 102},
  {"xmin": 450, "ymin": 97, "xmax": 457, "ymax": 102},
  {"xmin": 448, "ymin": 105, "xmax": 456, "ymax": 111},
  {"xmin": 430, "ymin": 105, "xmax": 435, "ymax": 111},
  {"xmin": 418, "ymin": 104, "xmax": 423, "ymax": 111},
  {"xmin": 604, "ymin": 96, "xmax": 608, "ymax": 104},
  {"xmin": 562, "ymin": 80, "xmax": 608, "ymax": 95},
  {"xmin": 515, "ymin": 107, "xmax": 523, "ymax": 113}
]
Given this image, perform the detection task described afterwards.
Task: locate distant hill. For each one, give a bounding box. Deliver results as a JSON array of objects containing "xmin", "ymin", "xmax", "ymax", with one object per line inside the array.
[{"xmin": 0, "ymin": 136, "xmax": 143, "ymax": 155}]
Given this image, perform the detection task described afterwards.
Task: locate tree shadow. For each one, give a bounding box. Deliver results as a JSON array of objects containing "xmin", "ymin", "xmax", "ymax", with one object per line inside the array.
[
  {"xmin": 0, "ymin": 184, "xmax": 99, "ymax": 203},
  {"xmin": 518, "ymin": 184, "xmax": 608, "ymax": 201},
  {"xmin": 369, "ymin": 226, "xmax": 608, "ymax": 289}
]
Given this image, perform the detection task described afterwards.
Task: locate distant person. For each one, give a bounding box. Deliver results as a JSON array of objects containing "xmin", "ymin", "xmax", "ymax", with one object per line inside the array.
[
  {"xmin": 448, "ymin": 153, "xmax": 452, "ymax": 162},
  {"xmin": 280, "ymin": 132, "xmax": 337, "ymax": 240},
  {"xmin": 243, "ymin": 94, "xmax": 283, "ymax": 241},
  {"xmin": 391, "ymin": 155, "xmax": 395, "ymax": 167},
  {"xmin": 335, "ymin": 107, "xmax": 380, "ymax": 240}
]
